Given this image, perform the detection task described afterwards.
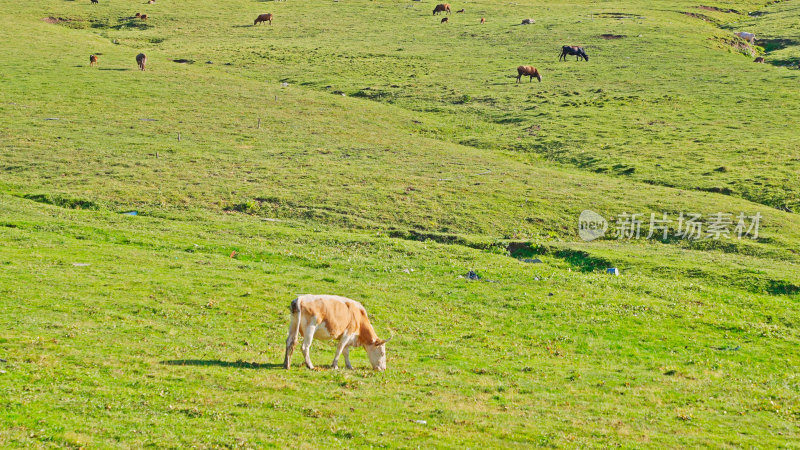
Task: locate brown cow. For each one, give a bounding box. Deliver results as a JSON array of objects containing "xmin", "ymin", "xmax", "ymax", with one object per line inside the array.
[
  {"xmin": 516, "ymin": 65, "xmax": 542, "ymax": 83},
  {"xmin": 254, "ymin": 13, "xmax": 273, "ymax": 25},
  {"xmin": 140, "ymin": 14, "xmax": 148, "ymax": 20},
  {"xmin": 283, "ymin": 295, "xmax": 390, "ymax": 371},
  {"xmin": 89, "ymin": 54, "xmax": 98, "ymax": 67},
  {"xmin": 433, "ymin": 3, "xmax": 450, "ymax": 15},
  {"xmin": 441, "ymin": 17, "xmax": 449, "ymax": 24},
  {"xmin": 135, "ymin": 12, "xmax": 141, "ymax": 18},
  {"xmin": 136, "ymin": 53, "xmax": 147, "ymax": 71},
  {"xmin": 480, "ymin": 17, "xmax": 485, "ymax": 24},
  {"xmin": 754, "ymin": 57, "xmax": 765, "ymax": 63}
]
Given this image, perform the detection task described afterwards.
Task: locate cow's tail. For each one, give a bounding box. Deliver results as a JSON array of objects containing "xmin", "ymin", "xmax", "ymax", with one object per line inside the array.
[{"xmin": 289, "ymin": 297, "xmax": 302, "ymax": 341}]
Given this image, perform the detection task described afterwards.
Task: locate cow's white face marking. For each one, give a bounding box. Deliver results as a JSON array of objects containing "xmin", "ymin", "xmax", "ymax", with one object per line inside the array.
[{"xmin": 365, "ymin": 342, "xmax": 386, "ymax": 371}]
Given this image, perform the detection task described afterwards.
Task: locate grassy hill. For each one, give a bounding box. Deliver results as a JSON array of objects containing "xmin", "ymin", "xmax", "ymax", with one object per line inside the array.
[{"xmin": 1, "ymin": 0, "xmax": 798, "ymax": 447}]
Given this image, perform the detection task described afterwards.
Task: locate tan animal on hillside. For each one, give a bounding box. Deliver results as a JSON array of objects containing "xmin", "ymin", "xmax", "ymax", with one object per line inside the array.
[
  {"xmin": 441, "ymin": 17, "xmax": 449, "ymax": 24},
  {"xmin": 283, "ymin": 295, "xmax": 390, "ymax": 371},
  {"xmin": 254, "ymin": 13, "xmax": 273, "ymax": 25},
  {"xmin": 516, "ymin": 65, "xmax": 542, "ymax": 83},
  {"xmin": 89, "ymin": 54, "xmax": 98, "ymax": 67},
  {"xmin": 136, "ymin": 53, "xmax": 147, "ymax": 71},
  {"xmin": 433, "ymin": 3, "xmax": 450, "ymax": 15},
  {"xmin": 480, "ymin": 17, "xmax": 485, "ymax": 24}
]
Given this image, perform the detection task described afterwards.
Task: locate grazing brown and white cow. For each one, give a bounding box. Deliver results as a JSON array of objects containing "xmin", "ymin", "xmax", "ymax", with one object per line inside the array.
[
  {"xmin": 433, "ymin": 3, "xmax": 450, "ymax": 15},
  {"xmin": 516, "ymin": 65, "xmax": 542, "ymax": 83},
  {"xmin": 283, "ymin": 295, "xmax": 389, "ymax": 371},
  {"xmin": 254, "ymin": 13, "xmax": 273, "ymax": 25},
  {"xmin": 136, "ymin": 53, "xmax": 147, "ymax": 71},
  {"xmin": 89, "ymin": 54, "xmax": 98, "ymax": 67}
]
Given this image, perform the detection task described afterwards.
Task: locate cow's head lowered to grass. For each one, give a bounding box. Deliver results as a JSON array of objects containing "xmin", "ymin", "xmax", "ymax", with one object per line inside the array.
[{"xmin": 365, "ymin": 337, "xmax": 389, "ymax": 371}]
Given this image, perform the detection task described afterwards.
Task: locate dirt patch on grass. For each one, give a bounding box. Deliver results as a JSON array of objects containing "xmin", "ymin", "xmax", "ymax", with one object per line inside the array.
[
  {"xmin": 593, "ymin": 12, "xmax": 642, "ymax": 20},
  {"xmin": 698, "ymin": 5, "xmax": 740, "ymax": 14},
  {"xmin": 682, "ymin": 12, "xmax": 719, "ymax": 25},
  {"xmin": 173, "ymin": 59, "xmax": 195, "ymax": 64},
  {"xmin": 598, "ymin": 34, "xmax": 625, "ymax": 39},
  {"xmin": 42, "ymin": 17, "xmax": 73, "ymax": 24}
]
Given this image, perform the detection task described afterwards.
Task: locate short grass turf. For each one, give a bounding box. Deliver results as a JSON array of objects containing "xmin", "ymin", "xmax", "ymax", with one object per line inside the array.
[{"xmin": 1, "ymin": 0, "xmax": 799, "ymax": 447}]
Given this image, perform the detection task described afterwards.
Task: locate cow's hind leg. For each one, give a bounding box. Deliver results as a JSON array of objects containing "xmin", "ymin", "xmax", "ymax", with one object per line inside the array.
[
  {"xmin": 283, "ymin": 317, "xmax": 298, "ymax": 369},
  {"xmin": 344, "ymin": 347, "xmax": 353, "ymax": 370},
  {"xmin": 301, "ymin": 323, "xmax": 317, "ymax": 369}
]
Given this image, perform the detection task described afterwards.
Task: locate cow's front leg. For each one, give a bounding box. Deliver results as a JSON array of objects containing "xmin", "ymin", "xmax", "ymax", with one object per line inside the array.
[
  {"xmin": 344, "ymin": 347, "xmax": 353, "ymax": 370},
  {"xmin": 332, "ymin": 335, "xmax": 349, "ymax": 369},
  {"xmin": 302, "ymin": 324, "xmax": 316, "ymax": 369}
]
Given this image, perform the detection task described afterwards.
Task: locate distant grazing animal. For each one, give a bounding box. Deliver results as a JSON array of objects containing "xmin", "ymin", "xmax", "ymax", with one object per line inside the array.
[
  {"xmin": 148, "ymin": 0, "xmax": 155, "ymax": 3},
  {"xmin": 559, "ymin": 45, "xmax": 589, "ymax": 61},
  {"xmin": 140, "ymin": 14, "xmax": 148, "ymax": 20},
  {"xmin": 91, "ymin": 0, "xmax": 98, "ymax": 4},
  {"xmin": 754, "ymin": 56, "xmax": 765, "ymax": 63},
  {"xmin": 735, "ymin": 31, "xmax": 755, "ymax": 43},
  {"xmin": 456, "ymin": 9, "xmax": 465, "ymax": 13},
  {"xmin": 480, "ymin": 17, "xmax": 485, "ymax": 24},
  {"xmin": 89, "ymin": 55, "xmax": 98, "ymax": 67},
  {"xmin": 441, "ymin": 17, "xmax": 449, "ymax": 24},
  {"xmin": 521, "ymin": 18, "xmax": 535, "ymax": 25},
  {"xmin": 433, "ymin": 3, "xmax": 450, "ymax": 15},
  {"xmin": 254, "ymin": 13, "xmax": 273, "ymax": 25},
  {"xmin": 135, "ymin": 13, "xmax": 141, "ymax": 18},
  {"xmin": 283, "ymin": 295, "xmax": 390, "ymax": 371},
  {"xmin": 516, "ymin": 65, "xmax": 542, "ymax": 83},
  {"xmin": 136, "ymin": 53, "xmax": 147, "ymax": 71}
]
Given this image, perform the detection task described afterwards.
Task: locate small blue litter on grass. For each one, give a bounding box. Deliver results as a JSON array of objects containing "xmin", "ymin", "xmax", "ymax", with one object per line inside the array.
[
  {"xmin": 606, "ymin": 268, "xmax": 619, "ymax": 275},
  {"xmin": 121, "ymin": 211, "xmax": 138, "ymax": 216}
]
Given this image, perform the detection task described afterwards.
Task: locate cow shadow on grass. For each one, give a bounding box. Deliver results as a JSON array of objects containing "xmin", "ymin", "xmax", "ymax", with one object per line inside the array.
[
  {"xmin": 162, "ymin": 359, "xmax": 283, "ymax": 369},
  {"xmin": 98, "ymin": 68, "xmax": 133, "ymax": 71}
]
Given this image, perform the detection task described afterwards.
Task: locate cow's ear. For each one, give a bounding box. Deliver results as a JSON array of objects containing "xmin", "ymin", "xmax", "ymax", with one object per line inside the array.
[{"xmin": 375, "ymin": 339, "xmax": 386, "ymax": 346}]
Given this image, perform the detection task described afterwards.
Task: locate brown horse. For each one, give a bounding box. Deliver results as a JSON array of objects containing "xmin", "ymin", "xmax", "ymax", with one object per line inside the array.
[
  {"xmin": 89, "ymin": 55, "xmax": 98, "ymax": 67},
  {"xmin": 136, "ymin": 53, "xmax": 147, "ymax": 71},
  {"xmin": 433, "ymin": 4, "xmax": 450, "ymax": 15},
  {"xmin": 516, "ymin": 66, "xmax": 542, "ymax": 83},
  {"xmin": 254, "ymin": 13, "xmax": 273, "ymax": 25}
]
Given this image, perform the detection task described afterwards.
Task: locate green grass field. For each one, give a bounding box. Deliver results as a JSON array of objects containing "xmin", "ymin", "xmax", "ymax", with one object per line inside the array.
[{"xmin": 1, "ymin": 0, "xmax": 799, "ymax": 447}]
